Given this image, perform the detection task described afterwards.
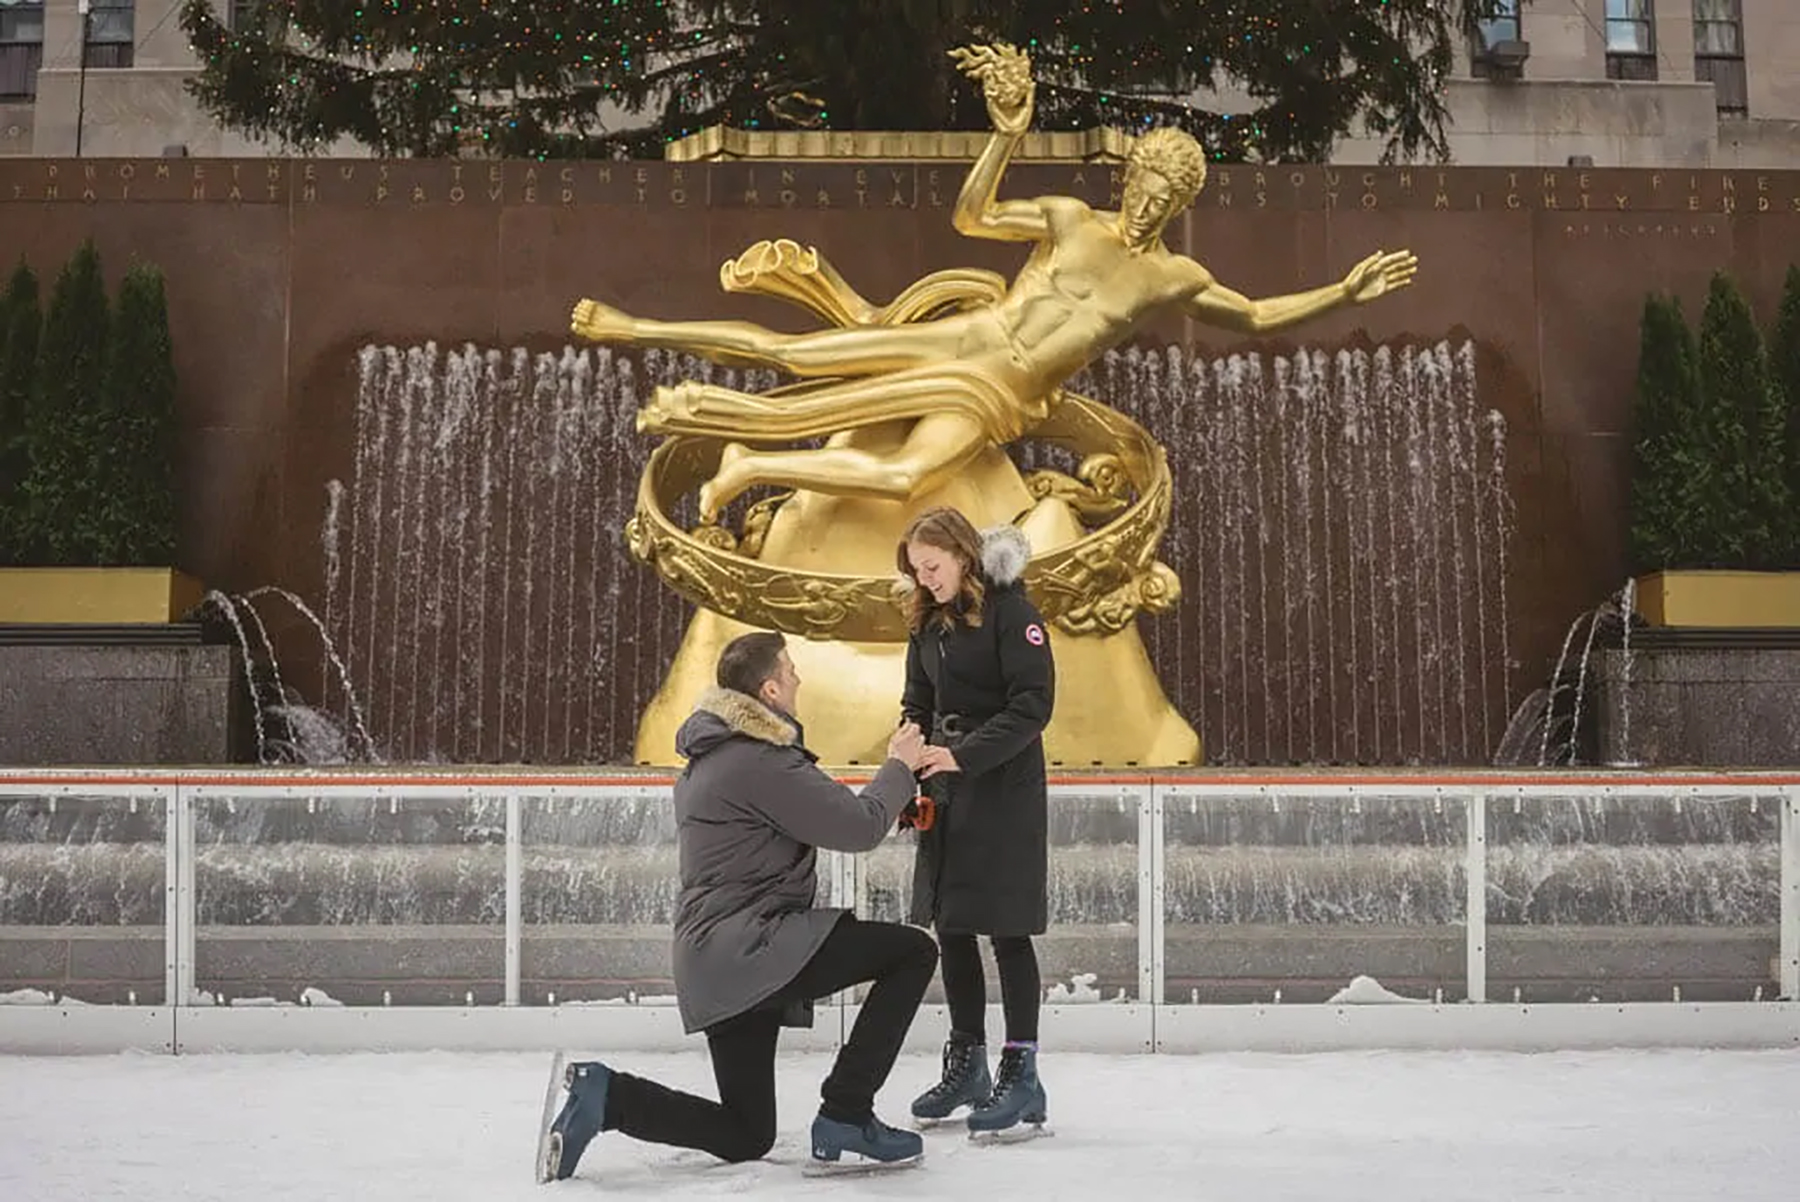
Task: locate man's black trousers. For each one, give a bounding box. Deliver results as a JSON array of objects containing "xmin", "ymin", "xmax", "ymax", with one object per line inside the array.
[{"xmin": 601, "ymin": 914, "xmax": 938, "ymax": 1163}]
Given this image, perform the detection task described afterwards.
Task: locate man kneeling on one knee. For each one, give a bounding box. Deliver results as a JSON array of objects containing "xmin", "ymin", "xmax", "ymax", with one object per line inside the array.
[{"xmin": 541, "ymin": 631, "xmax": 937, "ymax": 1181}]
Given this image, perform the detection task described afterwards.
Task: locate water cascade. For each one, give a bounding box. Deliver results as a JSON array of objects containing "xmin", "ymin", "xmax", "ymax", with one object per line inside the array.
[{"xmin": 320, "ymin": 339, "xmax": 1511, "ymax": 766}]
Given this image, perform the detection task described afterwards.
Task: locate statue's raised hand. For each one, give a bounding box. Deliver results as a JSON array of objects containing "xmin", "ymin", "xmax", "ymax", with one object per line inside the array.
[
  {"xmin": 1342, "ymin": 250, "xmax": 1419, "ymax": 304},
  {"xmin": 949, "ymin": 42, "xmax": 1035, "ymax": 137}
]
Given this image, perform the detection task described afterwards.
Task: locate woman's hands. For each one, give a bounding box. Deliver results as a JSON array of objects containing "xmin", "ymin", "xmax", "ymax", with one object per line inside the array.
[
  {"xmin": 916, "ymin": 745, "xmax": 961, "ymax": 779},
  {"xmin": 889, "ymin": 720, "xmax": 960, "ymax": 777}
]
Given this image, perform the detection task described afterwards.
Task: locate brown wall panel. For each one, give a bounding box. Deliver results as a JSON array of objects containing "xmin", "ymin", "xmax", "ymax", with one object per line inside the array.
[{"xmin": 4, "ymin": 158, "xmax": 1792, "ymax": 765}]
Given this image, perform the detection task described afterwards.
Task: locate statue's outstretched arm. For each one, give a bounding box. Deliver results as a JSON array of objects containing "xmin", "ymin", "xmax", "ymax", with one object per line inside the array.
[
  {"xmin": 948, "ymin": 43, "xmax": 1046, "ymax": 243},
  {"xmin": 1186, "ymin": 277, "xmax": 1346, "ymax": 335},
  {"xmin": 1185, "ymin": 249, "xmax": 1419, "ymax": 335}
]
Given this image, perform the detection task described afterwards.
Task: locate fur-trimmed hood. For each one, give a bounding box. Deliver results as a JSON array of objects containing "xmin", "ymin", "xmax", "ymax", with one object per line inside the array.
[
  {"xmin": 893, "ymin": 523, "xmax": 1032, "ymax": 600},
  {"xmin": 674, "ymin": 686, "xmax": 802, "ymax": 761},
  {"xmin": 978, "ymin": 524, "xmax": 1031, "ymax": 588}
]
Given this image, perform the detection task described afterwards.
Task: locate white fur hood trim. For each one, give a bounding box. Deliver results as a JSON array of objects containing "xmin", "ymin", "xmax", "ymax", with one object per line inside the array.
[{"xmin": 979, "ymin": 524, "xmax": 1031, "ymax": 586}]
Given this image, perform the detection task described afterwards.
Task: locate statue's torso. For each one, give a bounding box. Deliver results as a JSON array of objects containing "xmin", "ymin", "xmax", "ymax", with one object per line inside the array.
[{"xmin": 996, "ymin": 208, "xmax": 1205, "ymax": 381}]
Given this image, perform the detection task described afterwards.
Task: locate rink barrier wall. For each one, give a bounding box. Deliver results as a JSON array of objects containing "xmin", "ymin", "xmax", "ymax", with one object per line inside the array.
[{"xmin": 0, "ymin": 767, "xmax": 1796, "ymax": 1056}]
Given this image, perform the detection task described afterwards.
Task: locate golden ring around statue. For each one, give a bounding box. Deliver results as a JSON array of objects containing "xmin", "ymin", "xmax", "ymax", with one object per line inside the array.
[{"xmin": 623, "ymin": 385, "xmax": 1183, "ymax": 644}]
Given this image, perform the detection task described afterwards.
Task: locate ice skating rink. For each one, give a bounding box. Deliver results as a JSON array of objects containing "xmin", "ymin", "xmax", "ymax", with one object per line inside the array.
[{"xmin": 2, "ymin": 1047, "xmax": 1796, "ymax": 1201}]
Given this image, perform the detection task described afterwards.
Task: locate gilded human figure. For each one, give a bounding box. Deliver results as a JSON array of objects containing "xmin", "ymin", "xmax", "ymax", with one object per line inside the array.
[{"xmin": 570, "ymin": 42, "xmax": 1416, "ymax": 521}]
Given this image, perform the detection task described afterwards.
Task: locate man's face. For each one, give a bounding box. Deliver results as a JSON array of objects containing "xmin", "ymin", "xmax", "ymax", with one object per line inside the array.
[
  {"xmin": 1120, "ymin": 166, "xmax": 1177, "ymax": 245},
  {"xmin": 760, "ymin": 650, "xmax": 801, "ymax": 716}
]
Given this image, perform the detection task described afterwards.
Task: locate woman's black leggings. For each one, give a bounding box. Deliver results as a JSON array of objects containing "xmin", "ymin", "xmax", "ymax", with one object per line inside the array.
[{"xmin": 938, "ymin": 932, "xmax": 1041, "ymax": 1045}]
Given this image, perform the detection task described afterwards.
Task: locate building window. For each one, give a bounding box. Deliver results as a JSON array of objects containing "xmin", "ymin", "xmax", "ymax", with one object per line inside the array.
[
  {"xmin": 1693, "ymin": 0, "xmax": 1746, "ymax": 115},
  {"xmin": 1471, "ymin": 0, "xmax": 1527, "ymax": 79},
  {"xmin": 1605, "ymin": 0, "xmax": 1657, "ymax": 81},
  {"xmin": 1477, "ymin": 0, "xmax": 1522, "ymax": 45},
  {"xmin": 0, "ymin": 0, "xmax": 44, "ymax": 101},
  {"xmin": 83, "ymin": 0, "xmax": 134, "ymax": 70}
]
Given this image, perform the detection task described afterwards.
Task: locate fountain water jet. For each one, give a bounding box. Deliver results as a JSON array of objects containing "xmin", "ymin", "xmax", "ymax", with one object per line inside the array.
[
  {"xmin": 1496, "ymin": 579, "xmax": 1639, "ymax": 768},
  {"xmin": 197, "ymin": 590, "xmax": 378, "ymax": 765}
]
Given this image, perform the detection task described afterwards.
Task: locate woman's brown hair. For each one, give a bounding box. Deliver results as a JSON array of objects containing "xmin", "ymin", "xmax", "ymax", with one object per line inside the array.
[{"xmin": 897, "ymin": 506, "xmax": 986, "ymax": 634}]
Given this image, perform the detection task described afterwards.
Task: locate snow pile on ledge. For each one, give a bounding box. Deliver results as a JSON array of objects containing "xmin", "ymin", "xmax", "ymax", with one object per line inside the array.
[{"xmin": 1327, "ymin": 975, "xmax": 1429, "ymax": 1005}]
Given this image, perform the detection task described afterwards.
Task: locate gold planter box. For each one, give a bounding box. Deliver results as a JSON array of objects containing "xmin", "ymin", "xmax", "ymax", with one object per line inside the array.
[
  {"xmin": 1634, "ymin": 570, "xmax": 1800, "ymax": 628},
  {"xmin": 0, "ymin": 567, "xmax": 205, "ymax": 624}
]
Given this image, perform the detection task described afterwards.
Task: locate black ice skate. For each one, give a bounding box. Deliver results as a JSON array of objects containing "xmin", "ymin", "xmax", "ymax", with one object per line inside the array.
[
  {"xmin": 909, "ymin": 1031, "xmax": 992, "ymax": 1128},
  {"xmin": 536, "ymin": 1057, "xmax": 612, "ymax": 1182},
  {"xmin": 802, "ymin": 1112, "xmax": 925, "ymax": 1176},
  {"xmin": 966, "ymin": 1044, "xmax": 1051, "ymax": 1143}
]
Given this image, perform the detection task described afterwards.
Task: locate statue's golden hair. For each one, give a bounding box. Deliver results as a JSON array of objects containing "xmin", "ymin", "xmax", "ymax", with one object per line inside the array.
[{"xmin": 1129, "ymin": 127, "xmax": 1208, "ymax": 208}]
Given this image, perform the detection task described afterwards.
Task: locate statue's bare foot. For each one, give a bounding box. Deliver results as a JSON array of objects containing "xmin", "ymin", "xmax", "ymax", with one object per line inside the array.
[
  {"xmin": 570, "ymin": 297, "xmax": 633, "ymax": 343},
  {"xmin": 699, "ymin": 442, "xmax": 754, "ymax": 521}
]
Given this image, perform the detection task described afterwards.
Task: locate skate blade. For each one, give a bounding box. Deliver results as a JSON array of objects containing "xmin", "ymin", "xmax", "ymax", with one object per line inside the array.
[
  {"xmin": 969, "ymin": 1121, "xmax": 1053, "ymax": 1144},
  {"xmin": 533, "ymin": 1050, "xmax": 568, "ymax": 1183},
  {"xmin": 912, "ymin": 1114, "xmax": 962, "ymax": 1131},
  {"xmin": 536, "ymin": 1131, "xmax": 563, "ymax": 1184},
  {"xmin": 802, "ymin": 1152, "xmax": 924, "ymax": 1178}
]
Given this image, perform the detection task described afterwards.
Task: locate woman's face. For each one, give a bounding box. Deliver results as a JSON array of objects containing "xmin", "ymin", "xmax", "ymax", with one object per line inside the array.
[{"xmin": 907, "ymin": 540, "xmax": 965, "ymax": 604}]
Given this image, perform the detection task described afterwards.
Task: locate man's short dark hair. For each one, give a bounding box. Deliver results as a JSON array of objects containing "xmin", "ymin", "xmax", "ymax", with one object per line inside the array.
[{"xmin": 716, "ymin": 631, "xmax": 787, "ymax": 698}]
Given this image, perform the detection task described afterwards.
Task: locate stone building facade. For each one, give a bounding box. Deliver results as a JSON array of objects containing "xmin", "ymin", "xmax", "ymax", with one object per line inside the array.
[{"xmin": 2, "ymin": 2, "xmax": 1798, "ymax": 166}]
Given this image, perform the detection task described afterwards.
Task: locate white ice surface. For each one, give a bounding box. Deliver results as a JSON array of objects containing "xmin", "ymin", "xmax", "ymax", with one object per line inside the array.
[{"xmin": 1, "ymin": 1048, "xmax": 1795, "ymax": 1201}]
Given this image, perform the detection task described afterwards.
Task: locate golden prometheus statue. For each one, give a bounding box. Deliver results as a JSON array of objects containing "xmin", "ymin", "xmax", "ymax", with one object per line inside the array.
[{"xmin": 571, "ymin": 42, "xmax": 1418, "ymax": 766}]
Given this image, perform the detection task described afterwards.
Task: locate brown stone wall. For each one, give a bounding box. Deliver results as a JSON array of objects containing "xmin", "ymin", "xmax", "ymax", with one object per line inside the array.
[{"xmin": 3, "ymin": 157, "xmax": 1796, "ymax": 765}]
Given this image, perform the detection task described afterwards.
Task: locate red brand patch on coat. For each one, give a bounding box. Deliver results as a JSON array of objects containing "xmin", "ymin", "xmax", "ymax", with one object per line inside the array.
[{"xmin": 1024, "ymin": 623, "xmax": 1046, "ymax": 646}]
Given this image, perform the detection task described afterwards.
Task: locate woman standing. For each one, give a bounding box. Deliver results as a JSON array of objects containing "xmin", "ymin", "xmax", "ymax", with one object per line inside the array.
[{"xmin": 895, "ymin": 505, "xmax": 1055, "ymax": 1138}]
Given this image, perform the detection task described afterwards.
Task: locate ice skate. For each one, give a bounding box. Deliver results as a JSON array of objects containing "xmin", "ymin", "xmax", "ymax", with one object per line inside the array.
[
  {"xmin": 967, "ymin": 1045, "xmax": 1052, "ymax": 1143},
  {"xmin": 536, "ymin": 1057, "xmax": 612, "ymax": 1182},
  {"xmin": 909, "ymin": 1031, "xmax": 991, "ymax": 1128},
  {"xmin": 803, "ymin": 1112, "xmax": 925, "ymax": 1176}
]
